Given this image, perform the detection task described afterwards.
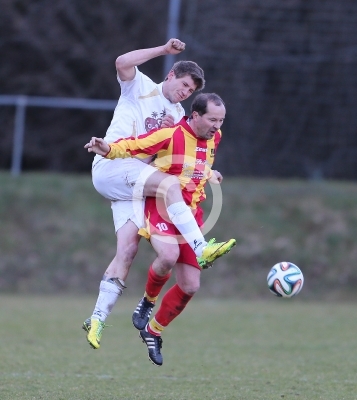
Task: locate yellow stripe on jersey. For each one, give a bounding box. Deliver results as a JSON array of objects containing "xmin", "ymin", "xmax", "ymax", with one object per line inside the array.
[
  {"xmin": 138, "ymin": 88, "xmax": 160, "ymax": 99},
  {"xmin": 106, "ymin": 127, "xmax": 174, "ymax": 160}
]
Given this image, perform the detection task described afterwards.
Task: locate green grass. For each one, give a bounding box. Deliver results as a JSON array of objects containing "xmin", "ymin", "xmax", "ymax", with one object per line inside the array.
[{"xmin": 1, "ymin": 295, "xmax": 357, "ymax": 399}]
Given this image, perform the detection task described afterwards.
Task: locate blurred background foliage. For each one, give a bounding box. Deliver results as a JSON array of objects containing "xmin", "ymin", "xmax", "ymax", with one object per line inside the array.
[{"xmin": 1, "ymin": 0, "xmax": 357, "ymax": 178}]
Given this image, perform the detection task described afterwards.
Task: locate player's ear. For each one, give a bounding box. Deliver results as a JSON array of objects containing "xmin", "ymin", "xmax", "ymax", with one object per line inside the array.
[
  {"xmin": 191, "ymin": 111, "xmax": 199, "ymax": 120},
  {"xmin": 166, "ymin": 70, "xmax": 175, "ymax": 81}
]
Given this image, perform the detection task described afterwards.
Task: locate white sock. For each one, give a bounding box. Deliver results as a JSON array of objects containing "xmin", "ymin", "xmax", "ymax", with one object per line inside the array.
[
  {"xmin": 92, "ymin": 280, "xmax": 122, "ymax": 322},
  {"xmin": 167, "ymin": 201, "xmax": 207, "ymax": 257}
]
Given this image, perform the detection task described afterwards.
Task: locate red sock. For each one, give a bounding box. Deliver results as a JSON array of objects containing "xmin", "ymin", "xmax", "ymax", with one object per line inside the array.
[
  {"xmin": 145, "ymin": 264, "xmax": 171, "ymax": 300},
  {"xmin": 153, "ymin": 284, "xmax": 193, "ymax": 327}
]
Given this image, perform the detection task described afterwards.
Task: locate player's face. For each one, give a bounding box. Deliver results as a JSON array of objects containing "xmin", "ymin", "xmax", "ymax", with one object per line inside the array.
[
  {"xmin": 192, "ymin": 102, "xmax": 226, "ymax": 140},
  {"xmin": 164, "ymin": 71, "xmax": 197, "ymax": 103}
]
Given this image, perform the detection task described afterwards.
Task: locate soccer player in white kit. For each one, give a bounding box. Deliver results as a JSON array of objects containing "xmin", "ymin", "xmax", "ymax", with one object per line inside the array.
[{"xmin": 83, "ymin": 39, "xmax": 236, "ymax": 349}]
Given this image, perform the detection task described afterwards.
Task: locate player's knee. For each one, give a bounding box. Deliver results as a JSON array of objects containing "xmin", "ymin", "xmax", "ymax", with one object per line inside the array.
[
  {"xmin": 157, "ymin": 248, "xmax": 179, "ymax": 270},
  {"xmin": 159, "ymin": 175, "xmax": 180, "ymax": 198},
  {"xmin": 145, "ymin": 172, "xmax": 180, "ymax": 199},
  {"xmin": 162, "ymin": 174, "xmax": 180, "ymax": 187},
  {"xmin": 92, "ymin": 167, "xmax": 114, "ymax": 199},
  {"xmin": 181, "ymin": 281, "xmax": 200, "ymax": 296}
]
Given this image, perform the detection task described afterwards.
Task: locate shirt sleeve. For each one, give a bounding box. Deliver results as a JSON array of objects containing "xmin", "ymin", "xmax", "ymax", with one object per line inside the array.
[
  {"xmin": 117, "ymin": 67, "xmax": 140, "ymax": 98},
  {"xmin": 105, "ymin": 128, "xmax": 173, "ymax": 160}
]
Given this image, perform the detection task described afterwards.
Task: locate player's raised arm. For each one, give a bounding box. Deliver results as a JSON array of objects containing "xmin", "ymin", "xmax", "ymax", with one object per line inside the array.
[
  {"xmin": 115, "ymin": 38, "xmax": 186, "ymax": 81},
  {"xmin": 84, "ymin": 137, "xmax": 110, "ymax": 156}
]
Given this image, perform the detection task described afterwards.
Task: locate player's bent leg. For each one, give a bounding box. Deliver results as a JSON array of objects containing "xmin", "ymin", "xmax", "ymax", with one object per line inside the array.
[
  {"xmin": 132, "ymin": 236, "xmax": 179, "ymax": 330},
  {"xmin": 175, "ymin": 262, "xmax": 201, "ymax": 296},
  {"xmin": 143, "ymin": 170, "xmax": 182, "ymax": 203},
  {"xmin": 150, "ymin": 234, "xmax": 180, "ymax": 275},
  {"xmin": 83, "ymin": 221, "xmax": 140, "ymax": 348},
  {"xmin": 143, "ymin": 171, "xmax": 237, "ymax": 267},
  {"xmin": 84, "ymin": 277, "xmax": 125, "ymax": 349},
  {"xmin": 149, "ymin": 284, "xmax": 194, "ymax": 333},
  {"xmin": 92, "ymin": 158, "xmax": 144, "ymax": 201},
  {"xmin": 139, "ymin": 271, "xmax": 197, "ymax": 366},
  {"xmin": 144, "ymin": 172, "xmax": 209, "ymax": 256},
  {"xmin": 105, "ymin": 220, "xmax": 141, "ymax": 279}
]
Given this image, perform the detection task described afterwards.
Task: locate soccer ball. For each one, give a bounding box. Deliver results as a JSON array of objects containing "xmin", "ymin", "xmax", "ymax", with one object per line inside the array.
[{"xmin": 267, "ymin": 262, "xmax": 304, "ymax": 298}]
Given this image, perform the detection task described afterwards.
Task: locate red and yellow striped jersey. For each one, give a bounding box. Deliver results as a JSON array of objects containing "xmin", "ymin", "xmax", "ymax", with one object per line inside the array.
[{"xmin": 106, "ymin": 117, "xmax": 222, "ymax": 209}]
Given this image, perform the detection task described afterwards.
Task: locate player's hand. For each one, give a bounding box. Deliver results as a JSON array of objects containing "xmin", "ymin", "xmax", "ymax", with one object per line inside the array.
[
  {"xmin": 164, "ymin": 38, "xmax": 186, "ymax": 55},
  {"xmin": 84, "ymin": 137, "xmax": 110, "ymax": 156},
  {"xmin": 161, "ymin": 113, "xmax": 175, "ymax": 128},
  {"xmin": 208, "ymin": 170, "xmax": 223, "ymax": 184}
]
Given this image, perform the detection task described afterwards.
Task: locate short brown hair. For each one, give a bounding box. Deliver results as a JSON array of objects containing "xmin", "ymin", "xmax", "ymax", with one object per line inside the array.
[
  {"xmin": 190, "ymin": 93, "xmax": 225, "ymax": 116},
  {"xmin": 169, "ymin": 61, "xmax": 205, "ymax": 91}
]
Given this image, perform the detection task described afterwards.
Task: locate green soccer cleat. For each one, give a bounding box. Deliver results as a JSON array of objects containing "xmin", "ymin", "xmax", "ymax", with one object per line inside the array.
[
  {"xmin": 197, "ymin": 238, "xmax": 236, "ymax": 269},
  {"xmin": 84, "ymin": 318, "xmax": 107, "ymax": 349}
]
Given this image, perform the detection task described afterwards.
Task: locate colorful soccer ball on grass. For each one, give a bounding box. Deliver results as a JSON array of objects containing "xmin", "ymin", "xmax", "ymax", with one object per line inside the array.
[{"xmin": 267, "ymin": 262, "xmax": 304, "ymax": 298}]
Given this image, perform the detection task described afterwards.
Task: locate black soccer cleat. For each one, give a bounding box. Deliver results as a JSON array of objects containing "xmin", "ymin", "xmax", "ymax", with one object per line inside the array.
[
  {"xmin": 132, "ymin": 297, "xmax": 155, "ymax": 330},
  {"xmin": 139, "ymin": 327, "xmax": 163, "ymax": 366}
]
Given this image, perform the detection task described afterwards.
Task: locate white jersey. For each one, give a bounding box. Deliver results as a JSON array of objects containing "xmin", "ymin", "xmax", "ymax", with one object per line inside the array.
[{"xmin": 93, "ymin": 67, "xmax": 185, "ymax": 165}]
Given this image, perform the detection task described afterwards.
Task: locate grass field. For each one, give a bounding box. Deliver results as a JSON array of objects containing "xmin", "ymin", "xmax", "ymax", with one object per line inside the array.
[
  {"xmin": 2, "ymin": 173, "xmax": 357, "ymax": 398},
  {"xmin": 1, "ymin": 295, "xmax": 357, "ymax": 400}
]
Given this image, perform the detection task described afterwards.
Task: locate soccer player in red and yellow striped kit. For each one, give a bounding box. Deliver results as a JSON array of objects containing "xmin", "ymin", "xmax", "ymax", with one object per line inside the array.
[{"xmin": 84, "ymin": 93, "xmax": 236, "ymax": 365}]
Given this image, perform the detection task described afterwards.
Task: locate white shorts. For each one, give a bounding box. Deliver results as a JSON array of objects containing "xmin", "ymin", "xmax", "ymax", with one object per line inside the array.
[
  {"xmin": 110, "ymin": 199, "xmax": 145, "ymax": 232},
  {"xmin": 92, "ymin": 158, "xmax": 157, "ymax": 232}
]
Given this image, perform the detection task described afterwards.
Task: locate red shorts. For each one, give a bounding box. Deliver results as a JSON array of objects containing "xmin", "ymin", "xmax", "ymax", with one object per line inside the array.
[{"xmin": 143, "ymin": 197, "xmax": 204, "ymax": 269}]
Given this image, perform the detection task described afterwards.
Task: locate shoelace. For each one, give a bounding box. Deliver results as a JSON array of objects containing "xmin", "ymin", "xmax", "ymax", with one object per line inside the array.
[
  {"xmin": 85, "ymin": 320, "xmax": 111, "ymax": 335},
  {"xmin": 95, "ymin": 322, "xmax": 106, "ymax": 337},
  {"xmin": 207, "ymin": 240, "xmax": 227, "ymax": 253},
  {"xmin": 207, "ymin": 238, "xmax": 216, "ymax": 246}
]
